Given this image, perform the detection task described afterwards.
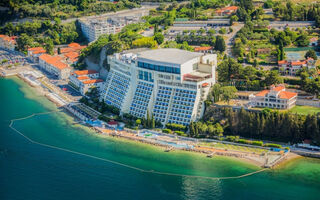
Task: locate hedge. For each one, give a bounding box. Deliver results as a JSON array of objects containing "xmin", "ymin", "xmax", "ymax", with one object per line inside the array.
[
  {"xmin": 175, "ymin": 131, "xmax": 187, "ymax": 137},
  {"xmin": 264, "ymin": 143, "xmax": 282, "ymax": 148},
  {"xmin": 284, "ymin": 77, "xmax": 301, "ymax": 85},
  {"xmin": 165, "ymin": 123, "xmax": 186, "ymax": 131},
  {"xmin": 252, "ymin": 141, "xmax": 263, "ymax": 146},
  {"xmin": 162, "ymin": 129, "xmax": 172, "ymax": 134}
]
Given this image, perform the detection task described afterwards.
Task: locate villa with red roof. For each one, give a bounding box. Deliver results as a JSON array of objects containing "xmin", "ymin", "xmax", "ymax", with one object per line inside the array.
[
  {"xmin": 278, "ymin": 58, "xmax": 315, "ymax": 76},
  {"xmin": 39, "ymin": 54, "xmax": 71, "ymax": 79},
  {"xmin": 249, "ymin": 85, "xmax": 297, "ymax": 109},
  {"xmin": 69, "ymin": 69, "xmax": 103, "ymax": 95},
  {"xmin": 215, "ymin": 6, "xmax": 238, "ymax": 16},
  {"xmin": 59, "ymin": 43, "xmax": 86, "ymax": 64},
  {"xmin": 0, "ymin": 35, "xmax": 16, "ymax": 51}
]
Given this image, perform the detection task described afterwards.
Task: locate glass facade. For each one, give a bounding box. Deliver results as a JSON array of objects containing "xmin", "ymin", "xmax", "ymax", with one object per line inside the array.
[
  {"xmin": 138, "ymin": 61, "xmax": 180, "ymax": 74},
  {"xmin": 104, "ymin": 71, "xmax": 130, "ymax": 109},
  {"xmin": 129, "ymin": 81, "xmax": 154, "ymax": 118},
  {"xmin": 138, "ymin": 70, "xmax": 154, "ymax": 82}
]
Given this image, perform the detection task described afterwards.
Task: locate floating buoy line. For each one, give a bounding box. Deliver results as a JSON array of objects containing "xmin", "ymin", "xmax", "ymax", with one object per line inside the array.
[{"xmin": 8, "ymin": 111, "xmax": 268, "ymax": 180}]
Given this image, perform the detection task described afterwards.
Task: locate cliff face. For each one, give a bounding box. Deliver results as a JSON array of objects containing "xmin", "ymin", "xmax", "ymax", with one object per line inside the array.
[{"xmin": 84, "ymin": 46, "xmax": 108, "ymax": 79}]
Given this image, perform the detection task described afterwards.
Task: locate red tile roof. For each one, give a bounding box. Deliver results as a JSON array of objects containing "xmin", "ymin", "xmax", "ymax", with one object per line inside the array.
[
  {"xmin": 194, "ymin": 46, "xmax": 213, "ymax": 52},
  {"xmin": 74, "ymin": 70, "xmax": 98, "ymax": 76},
  {"xmin": 82, "ymin": 79, "xmax": 103, "ymax": 84},
  {"xmin": 278, "ymin": 60, "xmax": 287, "ymax": 65},
  {"xmin": 255, "ymin": 90, "xmax": 269, "ymax": 97},
  {"xmin": 278, "ymin": 91, "xmax": 297, "ymax": 99},
  {"xmin": 272, "ymin": 85, "xmax": 285, "ymax": 92},
  {"xmin": 68, "ymin": 43, "xmax": 81, "ymax": 48},
  {"xmin": 28, "ymin": 47, "xmax": 46, "ymax": 54},
  {"xmin": 291, "ymin": 61, "xmax": 306, "ymax": 66},
  {"xmin": 60, "ymin": 43, "xmax": 86, "ymax": 54},
  {"xmin": 216, "ymin": 6, "xmax": 238, "ymax": 14},
  {"xmin": 77, "ymin": 76, "xmax": 90, "ymax": 80},
  {"xmin": 64, "ymin": 51, "xmax": 79, "ymax": 59},
  {"xmin": 39, "ymin": 54, "xmax": 69, "ymax": 70},
  {"xmin": 202, "ymin": 83, "xmax": 209, "ymax": 87}
]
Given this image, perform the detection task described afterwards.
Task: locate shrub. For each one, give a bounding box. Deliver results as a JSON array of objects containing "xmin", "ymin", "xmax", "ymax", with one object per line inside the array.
[
  {"xmin": 175, "ymin": 131, "xmax": 187, "ymax": 136},
  {"xmin": 284, "ymin": 78, "xmax": 301, "ymax": 85},
  {"xmin": 226, "ymin": 136, "xmax": 236, "ymax": 142},
  {"xmin": 162, "ymin": 129, "xmax": 172, "ymax": 134},
  {"xmin": 165, "ymin": 123, "xmax": 186, "ymax": 131},
  {"xmin": 264, "ymin": 143, "xmax": 282, "ymax": 148},
  {"xmin": 252, "ymin": 141, "xmax": 263, "ymax": 146},
  {"xmin": 238, "ymin": 139, "xmax": 252, "ymax": 144}
]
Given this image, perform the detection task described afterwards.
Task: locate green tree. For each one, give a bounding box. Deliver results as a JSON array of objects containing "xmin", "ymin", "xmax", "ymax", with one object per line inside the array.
[
  {"xmin": 136, "ymin": 119, "xmax": 141, "ymax": 126},
  {"xmin": 220, "ymin": 86, "xmax": 238, "ymax": 104},
  {"xmin": 305, "ymin": 49, "xmax": 318, "ymax": 60},
  {"xmin": 154, "ymin": 32, "xmax": 164, "ymax": 45},
  {"xmin": 215, "ymin": 36, "xmax": 226, "ymax": 52},
  {"xmin": 45, "ymin": 38, "xmax": 54, "ymax": 55},
  {"xmin": 264, "ymin": 70, "xmax": 283, "ymax": 86},
  {"xmin": 211, "ymin": 84, "xmax": 222, "ymax": 102},
  {"xmin": 295, "ymin": 34, "xmax": 309, "ymax": 47}
]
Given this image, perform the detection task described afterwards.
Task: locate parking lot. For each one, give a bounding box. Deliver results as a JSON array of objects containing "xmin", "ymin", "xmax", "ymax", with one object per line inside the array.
[
  {"xmin": 57, "ymin": 83, "xmax": 82, "ymax": 99},
  {"xmin": 0, "ymin": 49, "xmax": 31, "ymax": 66}
]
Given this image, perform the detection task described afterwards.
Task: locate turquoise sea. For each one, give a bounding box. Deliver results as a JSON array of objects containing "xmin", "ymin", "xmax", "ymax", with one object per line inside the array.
[{"xmin": 0, "ymin": 77, "xmax": 320, "ymax": 200}]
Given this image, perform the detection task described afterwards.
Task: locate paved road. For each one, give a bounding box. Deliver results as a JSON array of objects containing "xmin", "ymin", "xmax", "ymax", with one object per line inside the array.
[{"xmin": 225, "ymin": 22, "xmax": 244, "ymax": 58}]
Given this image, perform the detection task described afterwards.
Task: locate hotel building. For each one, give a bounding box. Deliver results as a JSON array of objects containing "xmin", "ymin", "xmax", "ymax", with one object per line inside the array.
[
  {"xmin": 249, "ymin": 85, "xmax": 298, "ymax": 109},
  {"xmin": 102, "ymin": 48, "xmax": 217, "ymax": 126},
  {"xmin": 39, "ymin": 54, "xmax": 71, "ymax": 79}
]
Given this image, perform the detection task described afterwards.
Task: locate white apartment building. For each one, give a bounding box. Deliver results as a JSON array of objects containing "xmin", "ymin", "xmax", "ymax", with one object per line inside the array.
[
  {"xmin": 27, "ymin": 47, "xmax": 47, "ymax": 62},
  {"xmin": 69, "ymin": 70, "xmax": 99, "ymax": 89},
  {"xmin": 249, "ymin": 85, "xmax": 298, "ymax": 109},
  {"xmin": 80, "ymin": 79, "xmax": 104, "ymax": 95},
  {"xmin": 102, "ymin": 48, "xmax": 217, "ymax": 126},
  {"xmin": 80, "ymin": 16, "xmax": 142, "ymax": 42},
  {"xmin": 39, "ymin": 54, "xmax": 71, "ymax": 79}
]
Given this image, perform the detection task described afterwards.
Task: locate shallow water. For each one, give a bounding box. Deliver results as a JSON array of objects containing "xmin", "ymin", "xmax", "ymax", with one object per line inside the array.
[{"xmin": 1, "ymin": 77, "xmax": 320, "ymax": 200}]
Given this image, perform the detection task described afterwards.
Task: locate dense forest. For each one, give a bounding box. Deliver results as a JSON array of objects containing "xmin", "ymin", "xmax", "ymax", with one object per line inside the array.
[
  {"xmin": 272, "ymin": 1, "xmax": 320, "ymax": 25},
  {"xmin": 0, "ymin": 18, "xmax": 85, "ymax": 54},
  {"xmin": 217, "ymin": 58, "xmax": 283, "ymax": 91},
  {"xmin": 200, "ymin": 107, "xmax": 320, "ymax": 145},
  {"xmin": 0, "ymin": 0, "xmax": 140, "ymax": 24}
]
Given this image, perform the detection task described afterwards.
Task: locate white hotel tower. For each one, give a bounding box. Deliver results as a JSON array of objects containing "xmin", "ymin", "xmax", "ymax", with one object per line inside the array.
[{"xmin": 102, "ymin": 48, "xmax": 217, "ymax": 126}]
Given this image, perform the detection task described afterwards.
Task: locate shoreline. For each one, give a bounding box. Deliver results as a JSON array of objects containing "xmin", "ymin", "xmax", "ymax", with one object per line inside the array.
[{"xmin": 9, "ymin": 74, "xmax": 301, "ymax": 169}]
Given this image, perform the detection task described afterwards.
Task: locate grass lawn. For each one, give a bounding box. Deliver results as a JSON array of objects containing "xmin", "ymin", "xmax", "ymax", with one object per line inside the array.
[{"xmin": 289, "ymin": 105, "xmax": 320, "ymax": 115}]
